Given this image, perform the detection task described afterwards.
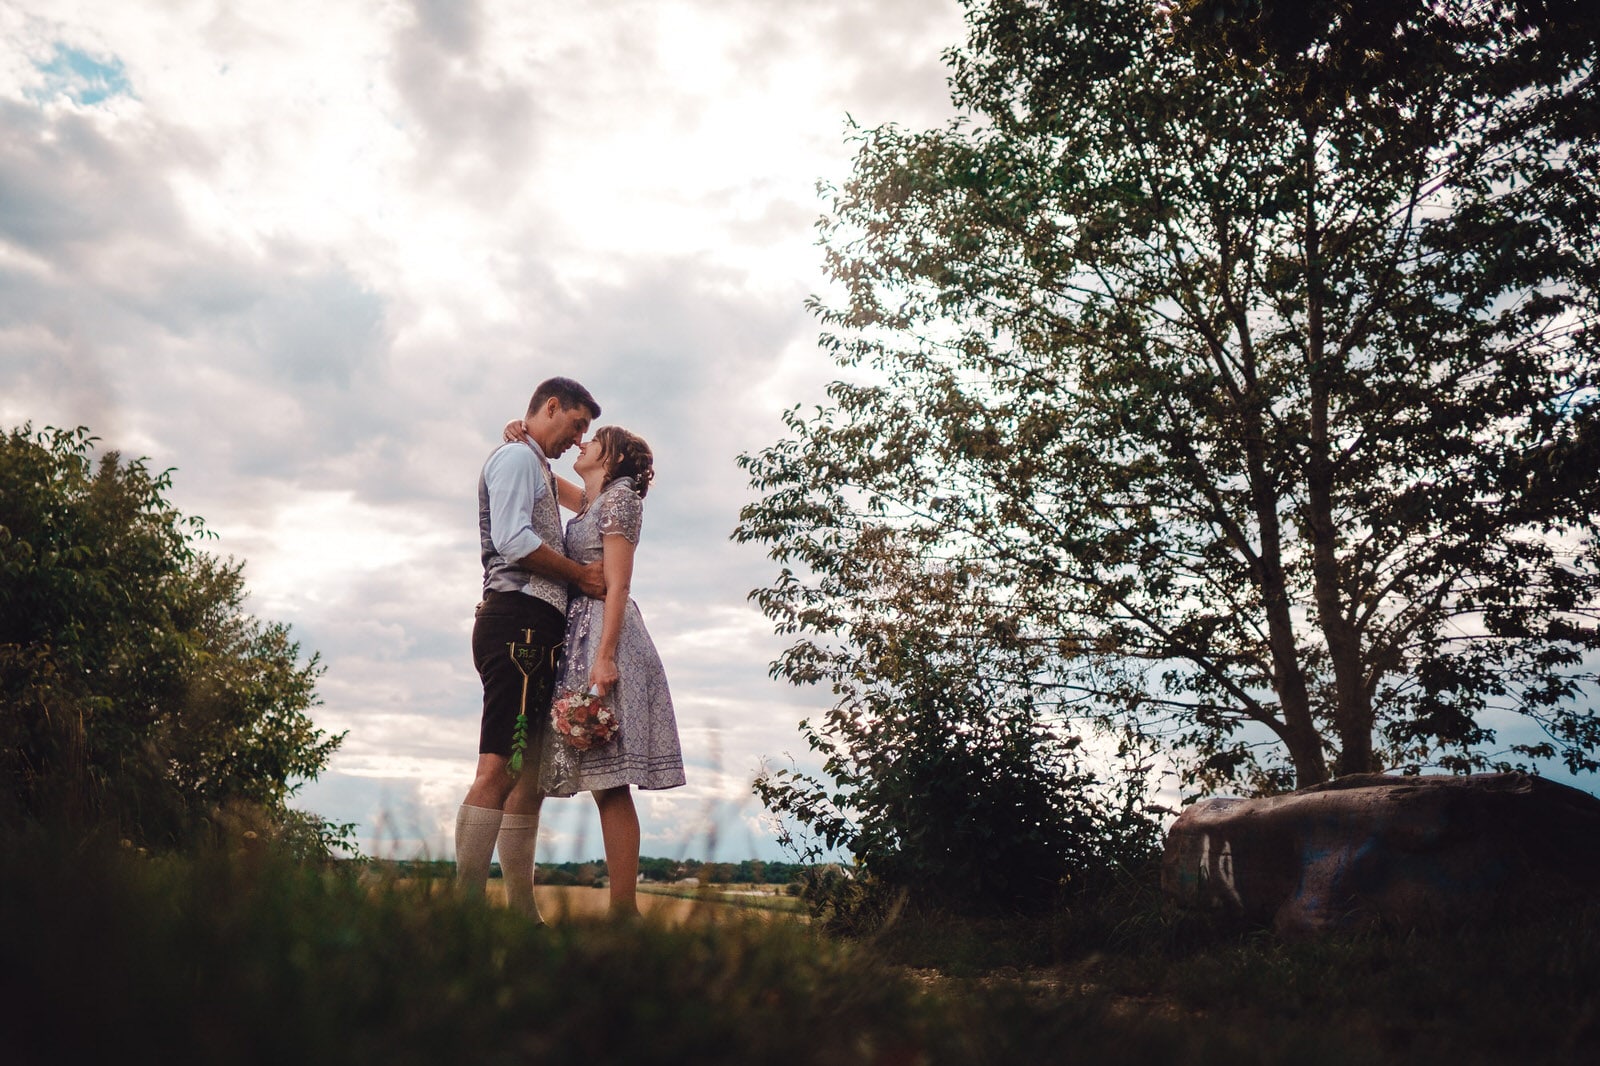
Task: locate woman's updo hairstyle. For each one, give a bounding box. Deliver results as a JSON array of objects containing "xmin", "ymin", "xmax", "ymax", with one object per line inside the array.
[{"xmin": 595, "ymin": 425, "xmax": 655, "ymax": 498}]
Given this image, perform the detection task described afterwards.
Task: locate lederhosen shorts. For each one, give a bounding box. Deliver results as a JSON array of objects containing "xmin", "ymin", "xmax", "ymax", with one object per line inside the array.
[{"xmin": 472, "ymin": 590, "xmax": 565, "ymax": 757}]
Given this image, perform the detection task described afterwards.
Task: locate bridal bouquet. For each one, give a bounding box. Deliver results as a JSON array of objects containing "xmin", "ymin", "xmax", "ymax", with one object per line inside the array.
[{"xmin": 550, "ymin": 687, "xmax": 620, "ymax": 751}]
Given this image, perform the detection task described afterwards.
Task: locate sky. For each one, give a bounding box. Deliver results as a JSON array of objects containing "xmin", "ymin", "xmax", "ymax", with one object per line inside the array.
[{"xmin": 0, "ymin": 0, "xmax": 968, "ymax": 862}]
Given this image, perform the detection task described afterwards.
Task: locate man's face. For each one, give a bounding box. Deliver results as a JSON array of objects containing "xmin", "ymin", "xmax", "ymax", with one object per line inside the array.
[{"xmin": 545, "ymin": 404, "xmax": 592, "ymax": 457}]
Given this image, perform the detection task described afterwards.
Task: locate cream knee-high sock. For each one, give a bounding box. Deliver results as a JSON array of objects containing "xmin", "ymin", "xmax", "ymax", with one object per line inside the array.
[
  {"xmin": 454, "ymin": 804, "xmax": 503, "ymax": 895},
  {"xmin": 497, "ymin": 812, "xmax": 543, "ymax": 921}
]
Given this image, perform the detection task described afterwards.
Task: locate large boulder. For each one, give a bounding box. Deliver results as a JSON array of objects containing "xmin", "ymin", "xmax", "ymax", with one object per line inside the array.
[{"xmin": 1161, "ymin": 772, "xmax": 1600, "ymax": 936}]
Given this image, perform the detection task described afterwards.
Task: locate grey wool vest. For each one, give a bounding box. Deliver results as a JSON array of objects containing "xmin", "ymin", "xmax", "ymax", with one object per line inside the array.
[{"xmin": 479, "ymin": 441, "xmax": 569, "ymax": 613}]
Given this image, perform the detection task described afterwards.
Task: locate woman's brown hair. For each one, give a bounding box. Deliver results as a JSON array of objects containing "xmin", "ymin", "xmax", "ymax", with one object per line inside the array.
[{"xmin": 594, "ymin": 425, "xmax": 655, "ymax": 498}]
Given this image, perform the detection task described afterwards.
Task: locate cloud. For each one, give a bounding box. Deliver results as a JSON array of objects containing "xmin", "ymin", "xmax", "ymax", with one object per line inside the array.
[
  {"xmin": 410, "ymin": 0, "xmax": 482, "ymax": 54},
  {"xmin": 0, "ymin": 83, "xmax": 400, "ymax": 493},
  {"xmin": 389, "ymin": 0, "xmax": 543, "ymax": 201},
  {"xmin": 0, "ymin": 100, "xmax": 187, "ymax": 261}
]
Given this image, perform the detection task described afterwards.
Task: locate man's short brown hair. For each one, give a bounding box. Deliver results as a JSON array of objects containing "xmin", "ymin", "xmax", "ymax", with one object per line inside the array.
[{"xmin": 527, "ymin": 377, "xmax": 600, "ymax": 419}]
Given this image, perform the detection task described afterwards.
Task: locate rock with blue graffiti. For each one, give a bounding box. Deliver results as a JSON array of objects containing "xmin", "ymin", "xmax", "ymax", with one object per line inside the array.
[{"xmin": 1160, "ymin": 772, "xmax": 1600, "ymax": 936}]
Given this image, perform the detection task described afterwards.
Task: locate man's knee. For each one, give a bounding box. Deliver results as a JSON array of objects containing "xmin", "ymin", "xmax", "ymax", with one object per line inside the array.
[
  {"xmin": 505, "ymin": 777, "xmax": 544, "ymax": 814},
  {"xmin": 465, "ymin": 756, "xmax": 516, "ymax": 807},
  {"xmin": 473, "ymin": 767, "xmax": 512, "ymax": 792}
]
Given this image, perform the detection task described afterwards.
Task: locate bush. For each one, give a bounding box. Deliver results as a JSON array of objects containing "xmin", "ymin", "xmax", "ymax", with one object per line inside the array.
[
  {"xmin": 0, "ymin": 424, "xmax": 343, "ymax": 847},
  {"xmin": 754, "ymin": 640, "xmax": 1163, "ymax": 918}
]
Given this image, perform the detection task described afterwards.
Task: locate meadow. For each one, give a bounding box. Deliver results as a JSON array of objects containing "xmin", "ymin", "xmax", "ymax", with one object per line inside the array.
[
  {"xmin": 478, "ymin": 881, "xmax": 804, "ymax": 922},
  {"xmin": 3, "ymin": 830, "xmax": 1597, "ymax": 1065}
]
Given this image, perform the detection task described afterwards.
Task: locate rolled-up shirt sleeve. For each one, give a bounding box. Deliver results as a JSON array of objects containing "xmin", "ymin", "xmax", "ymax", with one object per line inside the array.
[{"xmin": 483, "ymin": 443, "xmax": 548, "ymax": 562}]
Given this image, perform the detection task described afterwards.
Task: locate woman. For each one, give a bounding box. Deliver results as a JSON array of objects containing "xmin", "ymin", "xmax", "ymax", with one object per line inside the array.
[{"xmin": 506, "ymin": 420, "xmax": 686, "ymax": 917}]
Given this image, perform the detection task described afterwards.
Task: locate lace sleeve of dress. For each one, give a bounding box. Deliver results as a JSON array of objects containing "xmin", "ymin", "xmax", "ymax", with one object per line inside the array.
[{"xmin": 596, "ymin": 485, "xmax": 644, "ymax": 544}]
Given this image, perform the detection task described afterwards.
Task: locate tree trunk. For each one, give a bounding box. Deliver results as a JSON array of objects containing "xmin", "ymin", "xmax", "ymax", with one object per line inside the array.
[
  {"xmin": 1245, "ymin": 410, "xmax": 1329, "ymax": 788},
  {"xmin": 1300, "ymin": 115, "xmax": 1373, "ymax": 781}
]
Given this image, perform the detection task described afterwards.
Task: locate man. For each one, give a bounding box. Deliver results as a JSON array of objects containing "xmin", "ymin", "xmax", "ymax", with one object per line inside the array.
[{"xmin": 455, "ymin": 376, "xmax": 604, "ymax": 916}]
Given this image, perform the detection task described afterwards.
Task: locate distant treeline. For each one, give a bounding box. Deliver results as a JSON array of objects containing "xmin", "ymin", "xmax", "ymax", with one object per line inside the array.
[{"xmin": 374, "ymin": 857, "xmax": 815, "ymax": 885}]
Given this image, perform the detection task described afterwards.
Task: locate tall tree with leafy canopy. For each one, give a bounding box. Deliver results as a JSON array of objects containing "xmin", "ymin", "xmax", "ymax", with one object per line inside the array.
[
  {"xmin": 1, "ymin": 425, "xmax": 344, "ymax": 847},
  {"xmin": 737, "ymin": 0, "xmax": 1600, "ymax": 799}
]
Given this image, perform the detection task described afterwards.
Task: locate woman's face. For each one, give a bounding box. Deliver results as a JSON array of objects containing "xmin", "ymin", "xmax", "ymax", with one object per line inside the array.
[{"xmin": 574, "ymin": 434, "xmax": 609, "ymax": 478}]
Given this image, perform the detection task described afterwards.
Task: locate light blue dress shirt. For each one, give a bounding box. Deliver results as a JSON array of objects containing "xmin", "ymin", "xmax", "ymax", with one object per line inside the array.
[{"xmin": 482, "ymin": 440, "xmax": 553, "ymax": 565}]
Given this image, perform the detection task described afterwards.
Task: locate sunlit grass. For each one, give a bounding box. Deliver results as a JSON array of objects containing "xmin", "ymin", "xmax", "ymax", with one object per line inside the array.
[{"xmin": 636, "ymin": 882, "xmax": 807, "ymax": 914}]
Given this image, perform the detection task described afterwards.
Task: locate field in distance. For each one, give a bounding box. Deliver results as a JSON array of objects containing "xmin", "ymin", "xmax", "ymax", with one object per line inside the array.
[{"xmin": 482, "ymin": 882, "xmax": 804, "ymax": 924}]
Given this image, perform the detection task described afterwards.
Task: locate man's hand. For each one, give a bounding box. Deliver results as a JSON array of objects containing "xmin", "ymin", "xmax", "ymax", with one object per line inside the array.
[
  {"xmin": 575, "ymin": 560, "xmax": 606, "ymax": 599},
  {"xmin": 517, "ymin": 545, "xmax": 606, "ymax": 599}
]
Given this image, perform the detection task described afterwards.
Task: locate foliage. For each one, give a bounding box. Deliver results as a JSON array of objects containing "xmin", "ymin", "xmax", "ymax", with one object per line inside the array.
[
  {"xmin": 633, "ymin": 856, "xmax": 809, "ymax": 884},
  {"xmin": 1170, "ymin": 0, "xmax": 1600, "ymax": 71},
  {"xmin": 265, "ymin": 807, "xmax": 360, "ymax": 866},
  {"xmin": 737, "ymin": 0, "xmax": 1600, "ymax": 798},
  {"xmin": 0, "ymin": 424, "xmax": 344, "ymax": 847},
  {"xmin": 745, "ymin": 516, "xmax": 1162, "ymax": 914}
]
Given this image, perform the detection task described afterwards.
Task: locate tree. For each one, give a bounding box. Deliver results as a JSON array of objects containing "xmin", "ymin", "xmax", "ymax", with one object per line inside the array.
[
  {"xmin": 1170, "ymin": 0, "xmax": 1600, "ymax": 71},
  {"xmin": 750, "ymin": 527, "xmax": 1160, "ymax": 911},
  {"xmin": 1, "ymin": 425, "xmax": 344, "ymax": 846},
  {"xmin": 737, "ymin": 0, "xmax": 1600, "ymax": 800}
]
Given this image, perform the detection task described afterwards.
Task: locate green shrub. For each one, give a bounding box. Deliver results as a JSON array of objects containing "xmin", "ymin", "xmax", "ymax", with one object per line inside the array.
[{"xmin": 0, "ymin": 424, "xmax": 343, "ymax": 848}]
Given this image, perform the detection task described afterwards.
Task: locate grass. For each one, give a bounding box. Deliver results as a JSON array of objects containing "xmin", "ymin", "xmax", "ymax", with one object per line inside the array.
[
  {"xmin": 3, "ymin": 829, "xmax": 1597, "ymax": 1065},
  {"xmin": 859, "ymin": 865, "xmax": 1600, "ymax": 1065},
  {"xmin": 3, "ymin": 832, "xmax": 932, "ymax": 1066}
]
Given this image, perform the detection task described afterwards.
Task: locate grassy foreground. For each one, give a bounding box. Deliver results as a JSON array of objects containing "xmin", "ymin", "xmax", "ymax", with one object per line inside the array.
[
  {"xmin": 2, "ymin": 832, "xmax": 1596, "ymax": 1065},
  {"xmin": 868, "ymin": 872, "xmax": 1600, "ymax": 1066}
]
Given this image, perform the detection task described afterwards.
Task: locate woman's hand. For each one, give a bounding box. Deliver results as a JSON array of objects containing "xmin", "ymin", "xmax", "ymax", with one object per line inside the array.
[
  {"xmin": 503, "ymin": 419, "xmax": 531, "ymax": 443},
  {"xmin": 588, "ymin": 654, "xmax": 620, "ymax": 698}
]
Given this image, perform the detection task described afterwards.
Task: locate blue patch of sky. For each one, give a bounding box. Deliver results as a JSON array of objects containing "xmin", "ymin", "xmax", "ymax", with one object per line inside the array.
[{"xmin": 26, "ymin": 43, "xmax": 133, "ymax": 106}]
